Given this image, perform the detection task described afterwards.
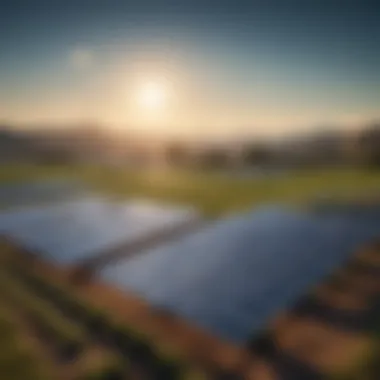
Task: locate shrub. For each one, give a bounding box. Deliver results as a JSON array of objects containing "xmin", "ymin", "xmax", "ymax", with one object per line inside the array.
[
  {"xmin": 152, "ymin": 344, "xmax": 187, "ymax": 379},
  {"xmin": 79, "ymin": 354, "xmax": 128, "ymax": 380},
  {"xmin": 0, "ymin": 315, "xmax": 16, "ymax": 341},
  {"xmin": 0, "ymin": 337, "xmax": 47, "ymax": 380},
  {"xmin": 85, "ymin": 309, "xmax": 110, "ymax": 335},
  {"xmin": 248, "ymin": 331, "xmax": 277, "ymax": 357},
  {"xmin": 126, "ymin": 329, "xmax": 155, "ymax": 363},
  {"xmin": 180, "ymin": 369, "xmax": 209, "ymax": 380}
]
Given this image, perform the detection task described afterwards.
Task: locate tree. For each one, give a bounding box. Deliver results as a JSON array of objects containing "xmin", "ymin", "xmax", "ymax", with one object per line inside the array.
[
  {"xmin": 243, "ymin": 144, "xmax": 271, "ymax": 166},
  {"xmin": 357, "ymin": 124, "xmax": 380, "ymax": 167},
  {"xmin": 165, "ymin": 142, "xmax": 188, "ymax": 166},
  {"xmin": 198, "ymin": 148, "xmax": 229, "ymax": 170}
]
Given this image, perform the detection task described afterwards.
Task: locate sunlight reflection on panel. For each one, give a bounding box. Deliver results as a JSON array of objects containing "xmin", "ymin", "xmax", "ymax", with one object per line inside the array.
[{"xmin": 0, "ymin": 197, "xmax": 200, "ymax": 264}]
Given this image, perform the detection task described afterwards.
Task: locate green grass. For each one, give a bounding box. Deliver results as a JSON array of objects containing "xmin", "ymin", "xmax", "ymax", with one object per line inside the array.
[
  {"xmin": 1, "ymin": 164, "xmax": 380, "ymax": 216},
  {"xmin": 9, "ymin": 262, "xmax": 201, "ymax": 378},
  {"xmin": 0, "ymin": 270, "xmax": 87, "ymax": 353},
  {"xmin": 0, "ymin": 306, "xmax": 47, "ymax": 380}
]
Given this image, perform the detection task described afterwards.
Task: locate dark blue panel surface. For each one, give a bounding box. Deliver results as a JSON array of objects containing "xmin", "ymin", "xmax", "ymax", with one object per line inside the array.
[
  {"xmin": 101, "ymin": 205, "xmax": 380, "ymax": 343},
  {"xmin": 0, "ymin": 198, "xmax": 199, "ymax": 264},
  {"xmin": 0, "ymin": 179, "xmax": 87, "ymax": 207}
]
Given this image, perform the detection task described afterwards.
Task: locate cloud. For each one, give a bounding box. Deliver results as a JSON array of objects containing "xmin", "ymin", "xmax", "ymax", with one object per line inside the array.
[{"xmin": 69, "ymin": 48, "xmax": 94, "ymax": 69}]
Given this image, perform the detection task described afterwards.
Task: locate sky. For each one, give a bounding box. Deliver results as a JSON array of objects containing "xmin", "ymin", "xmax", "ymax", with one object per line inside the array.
[{"xmin": 0, "ymin": 0, "xmax": 380, "ymax": 139}]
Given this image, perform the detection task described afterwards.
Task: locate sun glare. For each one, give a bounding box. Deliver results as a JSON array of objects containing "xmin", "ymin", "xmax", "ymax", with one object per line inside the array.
[{"xmin": 137, "ymin": 81, "xmax": 167, "ymax": 110}]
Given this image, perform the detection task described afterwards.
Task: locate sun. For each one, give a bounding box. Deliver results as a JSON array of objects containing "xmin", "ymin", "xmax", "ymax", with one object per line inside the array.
[{"xmin": 137, "ymin": 81, "xmax": 167, "ymax": 110}]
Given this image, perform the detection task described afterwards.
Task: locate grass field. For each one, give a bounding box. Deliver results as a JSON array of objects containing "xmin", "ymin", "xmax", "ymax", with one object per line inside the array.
[{"xmin": 1, "ymin": 164, "xmax": 380, "ymax": 216}]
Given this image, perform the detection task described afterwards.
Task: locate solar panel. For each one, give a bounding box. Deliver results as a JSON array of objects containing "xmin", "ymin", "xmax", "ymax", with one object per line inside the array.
[
  {"xmin": 0, "ymin": 179, "xmax": 87, "ymax": 208},
  {"xmin": 0, "ymin": 197, "xmax": 200, "ymax": 264},
  {"xmin": 100, "ymin": 205, "xmax": 380, "ymax": 344}
]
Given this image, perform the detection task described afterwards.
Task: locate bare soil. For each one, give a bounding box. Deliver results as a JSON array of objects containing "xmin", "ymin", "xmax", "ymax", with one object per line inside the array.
[{"xmin": 272, "ymin": 314, "xmax": 372, "ymax": 374}]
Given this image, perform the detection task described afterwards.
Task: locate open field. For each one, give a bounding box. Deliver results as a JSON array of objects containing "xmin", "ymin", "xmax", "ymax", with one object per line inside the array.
[{"xmin": 1, "ymin": 164, "xmax": 380, "ymax": 216}]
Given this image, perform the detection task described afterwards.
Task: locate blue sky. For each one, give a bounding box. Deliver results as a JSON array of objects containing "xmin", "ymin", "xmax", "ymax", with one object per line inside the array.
[{"xmin": 1, "ymin": 0, "xmax": 379, "ymax": 138}]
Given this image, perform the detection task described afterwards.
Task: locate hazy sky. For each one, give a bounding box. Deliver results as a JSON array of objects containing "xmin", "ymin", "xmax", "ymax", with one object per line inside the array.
[{"xmin": 1, "ymin": 0, "xmax": 379, "ymax": 138}]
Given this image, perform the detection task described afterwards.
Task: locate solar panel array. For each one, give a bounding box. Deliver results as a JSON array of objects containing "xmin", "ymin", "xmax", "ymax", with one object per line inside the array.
[
  {"xmin": 0, "ymin": 179, "xmax": 87, "ymax": 208},
  {"xmin": 101, "ymin": 205, "xmax": 380, "ymax": 344},
  {"xmin": 0, "ymin": 197, "xmax": 200, "ymax": 264},
  {"xmin": 1, "ymin": 180, "xmax": 379, "ymax": 346}
]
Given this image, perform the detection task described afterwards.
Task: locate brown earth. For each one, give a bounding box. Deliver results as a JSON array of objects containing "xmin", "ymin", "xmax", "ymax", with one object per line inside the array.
[
  {"xmin": 266, "ymin": 241, "xmax": 380, "ymax": 377},
  {"xmin": 271, "ymin": 314, "xmax": 372, "ymax": 374}
]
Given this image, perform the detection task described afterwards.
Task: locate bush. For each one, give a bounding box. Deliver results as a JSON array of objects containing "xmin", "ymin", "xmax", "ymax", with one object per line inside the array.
[
  {"xmin": 180, "ymin": 369, "xmax": 209, "ymax": 380},
  {"xmin": 85, "ymin": 310, "xmax": 110, "ymax": 336},
  {"xmin": 79, "ymin": 354, "xmax": 128, "ymax": 380},
  {"xmin": 126, "ymin": 329, "xmax": 155, "ymax": 363},
  {"xmin": 247, "ymin": 331, "xmax": 277, "ymax": 357},
  {"xmin": 0, "ymin": 319, "xmax": 47, "ymax": 380},
  {"xmin": 152, "ymin": 344, "xmax": 186, "ymax": 379},
  {"xmin": 0, "ymin": 315, "xmax": 16, "ymax": 341}
]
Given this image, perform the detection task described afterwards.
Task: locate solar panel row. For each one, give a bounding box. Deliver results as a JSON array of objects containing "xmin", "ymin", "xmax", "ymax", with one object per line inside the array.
[
  {"xmin": 0, "ymin": 197, "xmax": 200, "ymax": 264},
  {"xmin": 0, "ymin": 179, "xmax": 87, "ymax": 208},
  {"xmin": 1, "ymin": 181, "xmax": 379, "ymax": 346},
  {"xmin": 100, "ymin": 205, "xmax": 380, "ymax": 343}
]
